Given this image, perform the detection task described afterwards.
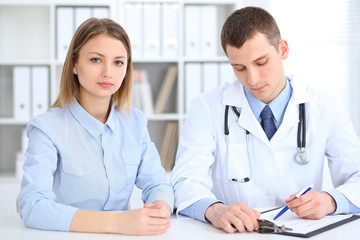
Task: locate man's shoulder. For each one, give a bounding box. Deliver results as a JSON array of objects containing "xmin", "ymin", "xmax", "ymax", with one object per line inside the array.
[{"xmin": 196, "ymin": 83, "xmax": 232, "ymax": 104}]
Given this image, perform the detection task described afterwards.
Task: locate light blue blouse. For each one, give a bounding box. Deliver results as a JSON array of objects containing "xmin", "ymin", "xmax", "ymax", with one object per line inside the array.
[{"xmin": 19, "ymin": 99, "xmax": 174, "ymax": 231}]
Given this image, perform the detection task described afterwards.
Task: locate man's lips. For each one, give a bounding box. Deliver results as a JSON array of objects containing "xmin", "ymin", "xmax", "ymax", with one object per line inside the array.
[{"xmin": 251, "ymin": 85, "xmax": 266, "ymax": 91}]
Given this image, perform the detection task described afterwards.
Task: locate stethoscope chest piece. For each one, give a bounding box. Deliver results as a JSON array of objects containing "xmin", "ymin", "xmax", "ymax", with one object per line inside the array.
[{"xmin": 295, "ymin": 147, "xmax": 310, "ymax": 165}]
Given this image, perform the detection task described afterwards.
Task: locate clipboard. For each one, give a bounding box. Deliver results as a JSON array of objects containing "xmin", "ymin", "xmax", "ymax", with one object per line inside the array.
[{"xmin": 260, "ymin": 207, "xmax": 360, "ymax": 238}]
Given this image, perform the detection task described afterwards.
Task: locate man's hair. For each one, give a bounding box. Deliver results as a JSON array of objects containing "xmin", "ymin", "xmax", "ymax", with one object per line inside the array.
[
  {"xmin": 51, "ymin": 18, "xmax": 133, "ymax": 112},
  {"xmin": 221, "ymin": 7, "xmax": 281, "ymax": 54}
]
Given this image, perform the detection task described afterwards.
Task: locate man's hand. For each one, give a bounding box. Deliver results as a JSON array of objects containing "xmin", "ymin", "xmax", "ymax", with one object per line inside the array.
[
  {"xmin": 286, "ymin": 190, "xmax": 336, "ymax": 219},
  {"xmin": 204, "ymin": 202, "xmax": 260, "ymax": 233}
]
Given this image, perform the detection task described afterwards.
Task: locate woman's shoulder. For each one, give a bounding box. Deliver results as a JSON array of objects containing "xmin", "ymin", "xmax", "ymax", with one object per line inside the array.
[
  {"xmin": 112, "ymin": 107, "xmax": 148, "ymax": 127},
  {"xmin": 28, "ymin": 107, "xmax": 68, "ymax": 129}
]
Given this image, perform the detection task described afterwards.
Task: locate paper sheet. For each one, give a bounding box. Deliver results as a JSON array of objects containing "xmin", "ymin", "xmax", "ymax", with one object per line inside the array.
[{"xmin": 261, "ymin": 208, "xmax": 352, "ymax": 234}]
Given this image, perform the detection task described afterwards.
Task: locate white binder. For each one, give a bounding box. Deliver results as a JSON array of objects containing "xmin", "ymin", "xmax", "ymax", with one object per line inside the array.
[
  {"xmin": 131, "ymin": 70, "xmax": 142, "ymax": 110},
  {"xmin": 13, "ymin": 66, "xmax": 31, "ymax": 121},
  {"xmin": 143, "ymin": 3, "xmax": 161, "ymax": 58},
  {"xmin": 162, "ymin": 3, "xmax": 179, "ymax": 58},
  {"xmin": 124, "ymin": 3, "xmax": 142, "ymax": 59},
  {"xmin": 92, "ymin": 7, "xmax": 109, "ymax": 18},
  {"xmin": 200, "ymin": 6, "xmax": 217, "ymax": 57},
  {"xmin": 57, "ymin": 7, "xmax": 74, "ymax": 61},
  {"xmin": 138, "ymin": 71, "xmax": 154, "ymax": 115},
  {"xmin": 185, "ymin": 63, "xmax": 202, "ymax": 112},
  {"xmin": 31, "ymin": 66, "xmax": 49, "ymax": 117},
  {"xmin": 220, "ymin": 62, "xmax": 235, "ymax": 85},
  {"xmin": 75, "ymin": 7, "xmax": 91, "ymax": 30},
  {"xmin": 203, "ymin": 63, "xmax": 219, "ymax": 92},
  {"xmin": 184, "ymin": 6, "xmax": 200, "ymax": 58}
]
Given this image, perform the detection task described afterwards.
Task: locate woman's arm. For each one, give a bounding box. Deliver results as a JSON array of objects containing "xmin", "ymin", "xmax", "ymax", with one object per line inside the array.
[{"xmin": 70, "ymin": 201, "xmax": 171, "ymax": 235}]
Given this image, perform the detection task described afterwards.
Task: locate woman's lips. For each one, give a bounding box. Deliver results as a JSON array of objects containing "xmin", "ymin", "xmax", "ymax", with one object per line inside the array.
[{"xmin": 98, "ymin": 82, "xmax": 113, "ymax": 88}]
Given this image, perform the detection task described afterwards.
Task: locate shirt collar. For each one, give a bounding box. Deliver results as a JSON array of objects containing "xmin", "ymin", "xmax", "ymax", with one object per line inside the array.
[
  {"xmin": 244, "ymin": 77, "xmax": 292, "ymax": 124},
  {"xmin": 68, "ymin": 97, "xmax": 115, "ymax": 138}
]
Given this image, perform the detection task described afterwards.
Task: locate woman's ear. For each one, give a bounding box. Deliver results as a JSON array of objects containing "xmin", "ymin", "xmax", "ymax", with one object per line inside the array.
[
  {"xmin": 279, "ymin": 39, "xmax": 289, "ymax": 60},
  {"xmin": 73, "ymin": 66, "xmax": 78, "ymax": 75}
]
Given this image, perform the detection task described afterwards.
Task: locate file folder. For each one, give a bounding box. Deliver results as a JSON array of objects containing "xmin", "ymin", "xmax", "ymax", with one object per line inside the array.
[
  {"xmin": 124, "ymin": 3, "xmax": 142, "ymax": 59},
  {"xmin": 185, "ymin": 6, "xmax": 200, "ymax": 58},
  {"xmin": 13, "ymin": 66, "xmax": 30, "ymax": 121},
  {"xmin": 92, "ymin": 7, "xmax": 109, "ymax": 18},
  {"xmin": 203, "ymin": 63, "xmax": 219, "ymax": 92},
  {"xmin": 31, "ymin": 66, "xmax": 49, "ymax": 117},
  {"xmin": 162, "ymin": 3, "xmax": 179, "ymax": 58},
  {"xmin": 75, "ymin": 7, "xmax": 91, "ymax": 30},
  {"xmin": 56, "ymin": 7, "xmax": 74, "ymax": 61},
  {"xmin": 185, "ymin": 63, "xmax": 201, "ymax": 112},
  {"xmin": 220, "ymin": 62, "xmax": 235, "ymax": 85},
  {"xmin": 200, "ymin": 6, "xmax": 217, "ymax": 57},
  {"xmin": 143, "ymin": 3, "xmax": 161, "ymax": 58}
]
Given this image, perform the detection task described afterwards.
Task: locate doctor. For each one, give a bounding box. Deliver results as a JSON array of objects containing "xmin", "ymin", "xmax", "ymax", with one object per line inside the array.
[{"xmin": 171, "ymin": 6, "xmax": 360, "ymax": 233}]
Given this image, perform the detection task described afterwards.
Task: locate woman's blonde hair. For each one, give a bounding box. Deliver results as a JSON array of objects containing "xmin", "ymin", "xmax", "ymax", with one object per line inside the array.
[{"xmin": 51, "ymin": 18, "xmax": 133, "ymax": 112}]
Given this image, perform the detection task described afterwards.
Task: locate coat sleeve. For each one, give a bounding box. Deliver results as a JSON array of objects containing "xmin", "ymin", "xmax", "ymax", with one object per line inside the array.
[
  {"xmin": 171, "ymin": 94, "xmax": 219, "ymax": 213},
  {"xmin": 325, "ymin": 97, "xmax": 360, "ymax": 208}
]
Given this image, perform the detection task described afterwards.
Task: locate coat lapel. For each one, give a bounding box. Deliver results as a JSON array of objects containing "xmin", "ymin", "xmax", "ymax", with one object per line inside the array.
[
  {"xmin": 221, "ymin": 77, "xmax": 312, "ymax": 148},
  {"xmin": 222, "ymin": 81, "xmax": 270, "ymax": 146}
]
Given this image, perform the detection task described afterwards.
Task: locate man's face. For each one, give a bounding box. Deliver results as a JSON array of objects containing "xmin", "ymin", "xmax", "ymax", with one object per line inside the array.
[{"xmin": 226, "ymin": 32, "xmax": 289, "ymax": 104}]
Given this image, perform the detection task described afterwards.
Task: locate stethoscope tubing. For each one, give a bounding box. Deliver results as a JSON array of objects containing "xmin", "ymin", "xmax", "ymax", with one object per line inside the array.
[
  {"xmin": 298, "ymin": 103, "xmax": 306, "ymax": 148},
  {"xmin": 224, "ymin": 103, "xmax": 308, "ymax": 183}
]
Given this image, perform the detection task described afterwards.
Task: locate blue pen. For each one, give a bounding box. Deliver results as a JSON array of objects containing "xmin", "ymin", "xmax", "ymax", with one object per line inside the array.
[{"xmin": 273, "ymin": 185, "xmax": 313, "ymax": 220}]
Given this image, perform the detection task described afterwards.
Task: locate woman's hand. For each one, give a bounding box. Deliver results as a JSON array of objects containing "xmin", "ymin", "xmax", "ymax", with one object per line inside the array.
[{"xmin": 70, "ymin": 201, "xmax": 171, "ymax": 236}]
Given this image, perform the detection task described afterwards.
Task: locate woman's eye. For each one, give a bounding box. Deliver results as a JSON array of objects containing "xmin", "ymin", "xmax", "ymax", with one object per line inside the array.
[
  {"xmin": 114, "ymin": 60, "xmax": 124, "ymax": 66},
  {"xmin": 91, "ymin": 58, "xmax": 100, "ymax": 63}
]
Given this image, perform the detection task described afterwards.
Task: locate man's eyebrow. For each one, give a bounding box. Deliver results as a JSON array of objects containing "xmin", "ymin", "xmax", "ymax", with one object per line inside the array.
[
  {"xmin": 230, "ymin": 54, "xmax": 269, "ymax": 67},
  {"xmin": 253, "ymin": 54, "xmax": 268, "ymax": 62}
]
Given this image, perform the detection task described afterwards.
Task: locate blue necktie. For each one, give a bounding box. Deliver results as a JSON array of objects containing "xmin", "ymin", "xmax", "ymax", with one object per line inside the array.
[{"xmin": 260, "ymin": 105, "xmax": 276, "ymax": 140}]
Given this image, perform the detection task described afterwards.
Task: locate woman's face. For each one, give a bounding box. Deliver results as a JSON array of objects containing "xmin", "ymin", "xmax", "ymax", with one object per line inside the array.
[{"xmin": 73, "ymin": 33, "xmax": 128, "ymax": 104}]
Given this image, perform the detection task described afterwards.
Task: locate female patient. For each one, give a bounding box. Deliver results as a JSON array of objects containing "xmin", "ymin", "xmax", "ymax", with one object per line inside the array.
[{"xmin": 18, "ymin": 18, "xmax": 174, "ymax": 235}]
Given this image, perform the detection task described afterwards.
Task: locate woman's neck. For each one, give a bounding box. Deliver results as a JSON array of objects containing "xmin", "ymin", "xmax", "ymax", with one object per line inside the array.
[{"xmin": 77, "ymin": 95, "xmax": 111, "ymax": 124}]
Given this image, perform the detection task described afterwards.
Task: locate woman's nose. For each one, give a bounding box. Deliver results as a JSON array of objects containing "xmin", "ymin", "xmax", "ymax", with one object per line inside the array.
[{"xmin": 102, "ymin": 63, "xmax": 113, "ymax": 78}]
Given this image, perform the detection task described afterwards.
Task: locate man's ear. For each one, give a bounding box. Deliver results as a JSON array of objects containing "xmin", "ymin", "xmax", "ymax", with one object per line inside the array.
[{"xmin": 279, "ymin": 39, "xmax": 289, "ymax": 60}]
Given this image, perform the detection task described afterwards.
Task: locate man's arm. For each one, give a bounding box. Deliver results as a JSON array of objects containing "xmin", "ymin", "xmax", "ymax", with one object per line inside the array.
[
  {"xmin": 179, "ymin": 198, "xmax": 220, "ymax": 222},
  {"xmin": 328, "ymin": 190, "xmax": 360, "ymax": 214}
]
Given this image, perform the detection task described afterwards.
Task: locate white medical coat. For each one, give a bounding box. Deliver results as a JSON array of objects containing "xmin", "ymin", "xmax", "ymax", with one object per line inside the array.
[{"xmin": 171, "ymin": 77, "xmax": 360, "ymax": 213}]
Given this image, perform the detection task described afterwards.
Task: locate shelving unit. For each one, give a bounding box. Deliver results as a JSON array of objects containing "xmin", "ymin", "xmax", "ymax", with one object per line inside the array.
[{"xmin": 0, "ymin": 0, "xmax": 239, "ymax": 181}]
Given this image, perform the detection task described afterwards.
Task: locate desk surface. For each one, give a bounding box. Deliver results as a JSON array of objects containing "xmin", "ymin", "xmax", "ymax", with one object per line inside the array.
[{"xmin": 1, "ymin": 212, "xmax": 359, "ymax": 240}]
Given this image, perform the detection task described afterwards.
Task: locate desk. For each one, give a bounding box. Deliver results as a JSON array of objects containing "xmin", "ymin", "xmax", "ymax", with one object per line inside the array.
[{"xmin": 1, "ymin": 212, "xmax": 359, "ymax": 240}]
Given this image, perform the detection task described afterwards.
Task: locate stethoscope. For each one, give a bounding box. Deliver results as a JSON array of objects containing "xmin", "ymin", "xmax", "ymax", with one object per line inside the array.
[{"xmin": 224, "ymin": 103, "xmax": 309, "ymax": 183}]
